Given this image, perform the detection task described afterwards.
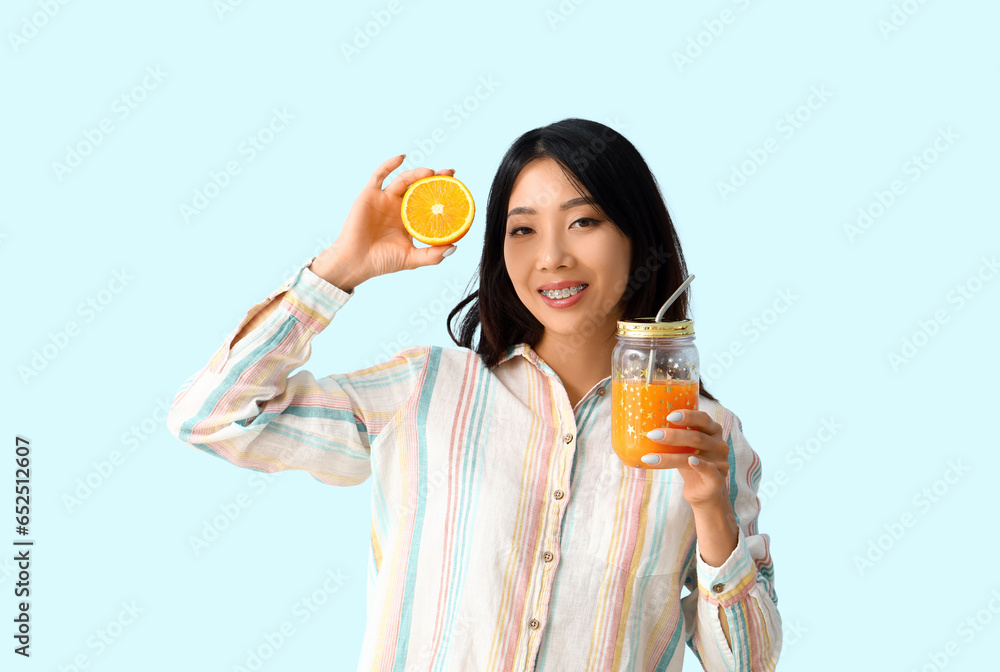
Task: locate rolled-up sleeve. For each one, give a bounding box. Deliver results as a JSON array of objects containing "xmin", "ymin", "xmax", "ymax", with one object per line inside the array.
[{"xmin": 682, "ymin": 411, "xmax": 782, "ymax": 671}]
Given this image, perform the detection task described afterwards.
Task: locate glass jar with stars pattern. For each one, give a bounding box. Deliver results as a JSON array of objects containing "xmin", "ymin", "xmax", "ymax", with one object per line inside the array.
[{"xmin": 610, "ymin": 318, "xmax": 700, "ymax": 468}]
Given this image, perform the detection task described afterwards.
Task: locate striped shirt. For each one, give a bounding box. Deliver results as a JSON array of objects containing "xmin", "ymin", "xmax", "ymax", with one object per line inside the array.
[{"xmin": 167, "ymin": 256, "xmax": 782, "ymax": 671}]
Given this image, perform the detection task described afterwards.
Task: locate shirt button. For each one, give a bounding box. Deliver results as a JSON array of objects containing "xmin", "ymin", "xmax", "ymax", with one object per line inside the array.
[
  {"xmin": 713, "ymin": 583, "xmax": 725, "ymax": 594},
  {"xmin": 553, "ymin": 490, "xmax": 564, "ymax": 500},
  {"xmin": 542, "ymin": 551, "xmax": 554, "ymax": 562},
  {"xmin": 563, "ymin": 433, "xmax": 574, "ymax": 444},
  {"xmin": 597, "ymin": 387, "xmax": 606, "ymax": 397},
  {"xmin": 529, "ymin": 619, "xmax": 540, "ymax": 630}
]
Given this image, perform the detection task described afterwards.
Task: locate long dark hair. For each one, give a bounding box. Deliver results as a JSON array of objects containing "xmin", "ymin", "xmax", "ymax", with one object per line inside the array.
[{"xmin": 447, "ymin": 117, "xmax": 717, "ymax": 403}]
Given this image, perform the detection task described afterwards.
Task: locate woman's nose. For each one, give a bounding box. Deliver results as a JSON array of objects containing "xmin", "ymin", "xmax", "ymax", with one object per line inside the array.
[{"xmin": 536, "ymin": 231, "xmax": 573, "ymax": 270}]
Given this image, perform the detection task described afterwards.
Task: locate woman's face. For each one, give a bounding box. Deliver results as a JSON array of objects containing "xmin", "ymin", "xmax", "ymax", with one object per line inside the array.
[{"xmin": 503, "ymin": 157, "xmax": 632, "ymax": 345}]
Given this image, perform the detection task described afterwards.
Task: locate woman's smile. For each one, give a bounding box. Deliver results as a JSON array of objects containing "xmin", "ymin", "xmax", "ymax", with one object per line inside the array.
[{"xmin": 538, "ymin": 283, "xmax": 589, "ymax": 307}]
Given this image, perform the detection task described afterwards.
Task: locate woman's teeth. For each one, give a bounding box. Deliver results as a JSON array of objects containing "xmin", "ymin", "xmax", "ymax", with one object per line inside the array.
[{"xmin": 541, "ymin": 284, "xmax": 586, "ymax": 299}]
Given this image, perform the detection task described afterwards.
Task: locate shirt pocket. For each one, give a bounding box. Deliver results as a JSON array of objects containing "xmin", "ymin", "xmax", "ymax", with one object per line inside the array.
[{"xmin": 586, "ymin": 451, "xmax": 685, "ymax": 577}]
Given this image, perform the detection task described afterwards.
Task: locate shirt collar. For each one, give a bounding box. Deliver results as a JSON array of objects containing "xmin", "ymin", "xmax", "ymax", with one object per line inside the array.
[
  {"xmin": 493, "ymin": 342, "xmax": 561, "ymax": 379},
  {"xmin": 494, "ymin": 342, "xmax": 542, "ymax": 369},
  {"xmin": 494, "ymin": 343, "xmax": 612, "ymax": 393}
]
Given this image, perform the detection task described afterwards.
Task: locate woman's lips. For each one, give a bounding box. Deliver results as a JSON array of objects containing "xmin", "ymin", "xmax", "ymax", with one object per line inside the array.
[{"xmin": 538, "ymin": 284, "xmax": 588, "ymax": 308}]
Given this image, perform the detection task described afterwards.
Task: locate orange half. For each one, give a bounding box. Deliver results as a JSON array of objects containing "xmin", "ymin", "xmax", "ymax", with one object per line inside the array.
[{"xmin": 400, "ymin": 175, "xmax": 475, "ymax": 245}]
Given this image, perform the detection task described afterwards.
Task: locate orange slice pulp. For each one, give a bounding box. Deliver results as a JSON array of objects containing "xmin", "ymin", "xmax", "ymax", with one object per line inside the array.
[{"xmin": 400, "ymin": 175, "xmax": 475, "ymax": 245}]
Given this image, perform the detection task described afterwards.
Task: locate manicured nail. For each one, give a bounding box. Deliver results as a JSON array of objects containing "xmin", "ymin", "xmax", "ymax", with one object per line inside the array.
[
  {"xmin": 646, "ymin": 429, "xmax": 664, "ymax": 441},
  {"xmin": 666, "ymin": 411, "xmax": 682, "ymax": 422},
  {"xmin": 641, "ymin": 454, "xmax": 661, "ymax": 465},
  {"xmin": 441, "ymin": 246, "xmax": 456, "ymax": 258},
  {"xmin": 688, "ymin": 456, "xmax": 700, "ymax": 466}
]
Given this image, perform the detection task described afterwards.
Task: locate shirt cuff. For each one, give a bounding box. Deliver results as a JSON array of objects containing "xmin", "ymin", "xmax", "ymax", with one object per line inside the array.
[
  {"xmin": 278, "ymin": 255, "xmax": 355, "ymax": 333},
  {"xmin": 209, "ymin": 256, "xmax": 355, "ymax": 373},
  {"xmin": 696, "ymin": 527, "xmax": 758, "ymax": 608}
]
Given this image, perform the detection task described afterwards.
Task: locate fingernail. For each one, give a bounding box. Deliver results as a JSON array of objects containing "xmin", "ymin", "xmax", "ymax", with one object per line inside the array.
[
  {"xmin": 688, "ymin": 456, "xmax": 700, "ymax": 466},
  {"xmin": 666, "ymin": 411, "xmax": 682, "ymax": 422},
  {"xmin": 441, "ymin": 246, "xmax": 456, "ymax": 258},
  {"xmin": 641, "ymin": 454, "xmax": 661, "ymax": 465},
  {"xmin": 646, "ymin": 429, "xmax": 664, "ymax": 441}
]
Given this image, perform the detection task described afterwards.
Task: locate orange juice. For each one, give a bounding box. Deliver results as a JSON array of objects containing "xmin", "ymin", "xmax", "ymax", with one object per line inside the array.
[{"xmin": 611, "ymin": 379, "xmax": 699, "ymax": 467}]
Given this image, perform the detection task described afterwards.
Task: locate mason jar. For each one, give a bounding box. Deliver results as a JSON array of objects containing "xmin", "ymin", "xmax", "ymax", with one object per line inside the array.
[{"xmin": 611, "ymin": 319, "xmax": 700, "ymax": 468}]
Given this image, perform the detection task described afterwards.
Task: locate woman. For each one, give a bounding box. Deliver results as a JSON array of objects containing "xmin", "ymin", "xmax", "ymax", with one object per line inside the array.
[{"xmin": 167, "ymin": 118, "xmax": 781, "ymax": 671}]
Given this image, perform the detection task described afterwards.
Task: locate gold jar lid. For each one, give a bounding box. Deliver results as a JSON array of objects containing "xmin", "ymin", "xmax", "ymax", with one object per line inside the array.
[{"xmin": 616, "ymin": 318, "xmax": 694, "ymax": 338}]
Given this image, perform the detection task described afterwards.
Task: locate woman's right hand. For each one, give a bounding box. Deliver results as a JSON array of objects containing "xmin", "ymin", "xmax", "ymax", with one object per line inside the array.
[{"xmin": 312, "ymin": 155, "xmax": 459, "ymax": 290}]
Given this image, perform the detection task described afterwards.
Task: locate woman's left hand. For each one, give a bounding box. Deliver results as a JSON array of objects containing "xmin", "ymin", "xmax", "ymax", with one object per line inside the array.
[{"xmin": 639, "ymin": 409, "xmax": 730, "ymax": 509}]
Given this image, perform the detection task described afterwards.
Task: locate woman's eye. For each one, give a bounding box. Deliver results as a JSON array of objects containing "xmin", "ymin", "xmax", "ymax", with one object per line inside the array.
[{"xmin": 508, "ymin": 219, "xmax": 600, "ymax": 237}]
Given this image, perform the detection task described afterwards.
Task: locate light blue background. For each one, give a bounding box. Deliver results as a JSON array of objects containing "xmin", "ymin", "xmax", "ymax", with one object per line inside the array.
[{"xmin": 3, "ymin": 0, "xmax": 999, "ymax": 670}]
